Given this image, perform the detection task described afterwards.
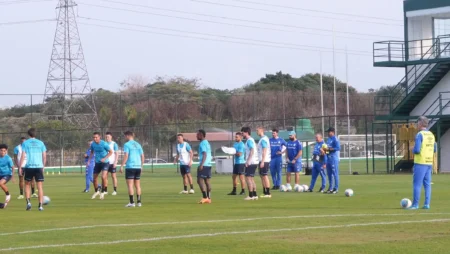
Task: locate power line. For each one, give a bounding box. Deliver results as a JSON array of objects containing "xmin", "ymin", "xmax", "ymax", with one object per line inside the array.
[
  {"xmin": 191, "ymin": 0, "xmax": 404, "ymax": 27},
  {"xmin": 78, "ymin": 21, "xmax": 373, "ymax": 56},
  {"xmin": 230, "ymin": 0, "xmax": 403, "ymax": 22},
  {"xmin": 0, "ymin": 0, "xmax": 53, "ymax": 5},
  {"xmin": 79, "ymin": 16, "xmax": 372, "ymax": 54},
  {"xmin": 99, "ymin": 0, "xmax": 401, "ymax": 40},
  {"xmin": 0, "ymin": 18, "xmax": 55, "ymax": 26}
]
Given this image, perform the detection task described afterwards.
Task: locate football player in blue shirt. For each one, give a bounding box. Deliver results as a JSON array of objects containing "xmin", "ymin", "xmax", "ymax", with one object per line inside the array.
[
  {"xmin": 0, "ymin": 144, "xmax": 14, "ymax": 208},
  {"xmin": 269, "ymin": 129, "xmax": 287, "ymax": 190},
  {"xmin": 87, "ymin": 132, "xmax": 113, "ymax": 200},
  {"xmin": 19, "ymin": 128, "xmax": 47, "ymax": 211},
  {"xmin": 197, "ymin": 129, "xmax": 212, "ymax": 204},
  {"xmin": 324, "ymin": 127, "xmax": 341, "ymax": 194},
  {"xmin": 227, "ymin": 132, "xmax": 246, "ymax": 196},
  {"xmin": 120, "ymin": 131, "xmax": 144, "ymax": 207},
  {"xmin": 285, "ymin": 131, "xmax": 302, "ymax": 189}
]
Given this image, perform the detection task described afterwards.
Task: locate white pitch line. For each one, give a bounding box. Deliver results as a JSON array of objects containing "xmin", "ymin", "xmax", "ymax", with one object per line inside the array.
[
  {"xmin": 1, "ymin": 218, "xmax": 449, "ymax": 252},
  {"xmin": 1, "ymin": 212, "xmax": 449, "ymax": 237}
]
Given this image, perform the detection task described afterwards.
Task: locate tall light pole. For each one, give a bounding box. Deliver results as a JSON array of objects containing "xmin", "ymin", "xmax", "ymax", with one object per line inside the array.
[
  {"xmin": 332, "ymin": 26, "xmax": 337, "ymax": 133},
  {"xmin": 346, "ymin": 47, "xmax": 352, "ymax": 174},
  {"xmin": 320, "ymin": 52, "xmax": 324, "ymax": 135}
]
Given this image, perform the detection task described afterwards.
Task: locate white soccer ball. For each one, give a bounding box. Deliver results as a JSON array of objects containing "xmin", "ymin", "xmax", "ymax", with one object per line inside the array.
[
  {"xmin": 294, "ymin": 185, "xmax": 304, "ymax": 192},
  {"xmin": 400, "ymin": 198, "xmax": 412, "ymax": 209},
  {"xmin": 286, "ymin": 184, "xmax": 293, "ymax": 192},
  {"xmin": 43, "ymin": 196, "xmax": 51, "ymax": 205},
  {"xmin": 301, "ymin": 185, "xmax": 309, "ymax": 192},
  {"xmin": 344, "ymin": 189, "xmax": 354, "ymax": 197},
  {"xmin": 280, "ymin": 185, "xmax": 287, "ymax": 192}
]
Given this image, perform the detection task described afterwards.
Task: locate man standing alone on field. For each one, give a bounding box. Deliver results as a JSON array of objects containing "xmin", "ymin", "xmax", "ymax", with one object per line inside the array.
[{"xmin": 409, "ymin": 116, "xmax": 436, "ymax": 210}]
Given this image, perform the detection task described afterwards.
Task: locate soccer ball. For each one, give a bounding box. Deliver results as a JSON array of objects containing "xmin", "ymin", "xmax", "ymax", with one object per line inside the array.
[
  {"xmin": 43, "ymin": 196, "xmax": 51, "ymax": 205},
  {"xmin": 301, "ymin": 185, "xmax": 309, "ymax": 192},
  {"xmin": 294, "ymin": 185, "xmax": 304, "ymax": 192},
  {"xmin": 280, "ymin": 185, "xmax": 287, "ymax": 192},
  {"xmin": 400, "ymin": 198, "xmax": 412, "ymax": 209},
  {"xmin": 344, "ymin": 189, "xmax": 354, "ymax": 197},
  {"xmin": 286, "ymin": 184, "xmax": 293, "ymax": 192}
]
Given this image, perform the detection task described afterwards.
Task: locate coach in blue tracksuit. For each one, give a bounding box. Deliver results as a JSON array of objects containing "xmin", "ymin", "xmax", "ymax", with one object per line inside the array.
[
  {"xmin": 409, "ymin": 116, "xmax": 436, "ymax": 210},
  {"xmin": 308, "ymin": 133, "xmax": 327, "ymax": 192},
  {"xmin": 83, "ymin": 141, "xmax": 95, "ymax": 193},
  {"xmin": 269, "ymin": 129, "xmax": 287, "ymax": 190},
  {"xmin": 325, "ymin": 127, "xmax": 340, "ymax": 194}
]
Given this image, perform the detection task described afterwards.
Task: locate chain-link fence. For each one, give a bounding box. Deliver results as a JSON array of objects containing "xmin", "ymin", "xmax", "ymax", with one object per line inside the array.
[{"xmin": 0, "ymin": 92, "xmax": 390, "ymax": 174}]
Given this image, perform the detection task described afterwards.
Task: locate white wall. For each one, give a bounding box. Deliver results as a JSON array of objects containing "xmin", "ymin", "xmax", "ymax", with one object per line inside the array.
[
  {"xmin": 408, "ymin": 16, "xmax": 433, "ymax": 60},
  {"xmin": 440, "ymin": 129, "xmax": 450, "ymax": 172},
  {"xmin": 410, "ymin": 71, "xmax": 450, "ymax": 116}
]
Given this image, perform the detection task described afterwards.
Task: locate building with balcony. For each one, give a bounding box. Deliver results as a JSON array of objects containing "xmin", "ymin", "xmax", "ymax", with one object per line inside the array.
[{"xmin": 373, "ymin": 0, "xmax": 450, "ymax": 173}]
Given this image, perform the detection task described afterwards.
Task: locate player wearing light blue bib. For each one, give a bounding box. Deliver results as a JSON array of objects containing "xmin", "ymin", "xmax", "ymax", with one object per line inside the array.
[
  {"xmin": 88, "ymin": 132, "xmax": 113, "ymax": 200},
  {"xmin": 269, "ymin": 129, "xmax": 287, "ymax": 190},
  {"xmin": 227, "ymin": 132, "xmax": 246, "ymax": 196},
  {"xmin": 197, "ymin": 129, "xmax": 212, "ymax": 204},
  {"xmin": 19, "ymin": 128, "xmax": 47, "ymax": 211},
  {"xmin": 120, "ymin": 131, "xmax": 144, "ymax": 207},
  {"xmin": 0, "ymin": 144, "xmax": 14, "ymax": 208},
  {"xmin": 308, "ymin": 133, "xmax": 327, "ymax": 193},
  {"xmin": 105, "ymin": 132, "xmax": 119, "ymax": 195},
  {"xmin": 175, "ymin": 134, "xmax": 194, "ymax": 194},
  {"xmin": 257, "ymin": 127, "xmax": 272, "ymax": 198},
  {"xmin": 285, "ymin": 131, "xmax": 302, "ymax": 189},
  {"xmin": 325, "ymin": 127, "xmax": 340, "ymax": 194}
]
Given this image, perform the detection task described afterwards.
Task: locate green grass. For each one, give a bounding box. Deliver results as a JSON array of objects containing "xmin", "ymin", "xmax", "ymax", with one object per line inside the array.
[{"xmin": 2, "ymin": 170, "xmax": 450, "ymax": 253}]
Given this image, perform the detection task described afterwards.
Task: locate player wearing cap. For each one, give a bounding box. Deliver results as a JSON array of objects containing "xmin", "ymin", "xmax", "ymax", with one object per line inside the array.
[
  {"xmin": 285, "ymin": 131, "xmax": 302, "ymax": 190},
  {"xmin": 324, "ymin": 127, "xmax": 340, "ymax": 194}
]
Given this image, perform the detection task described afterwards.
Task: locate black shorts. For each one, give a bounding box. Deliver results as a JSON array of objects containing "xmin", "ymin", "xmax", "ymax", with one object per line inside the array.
[
  {"xmin": 233, "ymin": 164, "xmax": 245, "ymax": 175},
  {"xmin": 108, "ymin": 164, "xmax": 117, "ymax": 173},
  {"xmin": 197, "ymin": 166, "xmax": 212, "ymax": 179},
  {"xmin": 0, "ymin": 175, "xmax": 11, "ymax": 184},
  {"xmin": 24, "ymin": 168, "xmax": 44, "ymax": 182},
  {"xmin": 259, "ymin": 162, "xmax": 270, "ymax": 176},
  {"xmin": 245, "ymin": 164, "xmax": 257, "ymax": 177},
  {"xmin": 94, "ymin": 163, "xmax": 109, "ymax": 175},
  {"xmin": 125, "ymin": 169, "xmax": 141, "ymax": 180},
  {"xmin": 180, "ymin": 165, "xmax": 191, "ymax": 176}
]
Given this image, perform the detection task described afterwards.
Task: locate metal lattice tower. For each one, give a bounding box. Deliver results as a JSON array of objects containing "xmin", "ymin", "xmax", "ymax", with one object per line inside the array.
[{"xmin": 42, "ymin": 0, "xmax": 98, "ymax": 128}]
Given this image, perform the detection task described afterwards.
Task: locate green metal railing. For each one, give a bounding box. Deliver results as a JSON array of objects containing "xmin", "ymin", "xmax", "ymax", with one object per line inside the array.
[
  {"xmin": 374, "ymin": 38, "xmax": 450, "ymax": 116},
  {"xmin": 374, "ymin": 34, "xmax": 450, "ymax": 63}
]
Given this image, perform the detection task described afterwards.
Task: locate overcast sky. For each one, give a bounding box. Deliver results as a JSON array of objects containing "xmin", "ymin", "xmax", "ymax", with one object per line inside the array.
[{"xmin": 0, "ymin": 0, "xmax": 404, "ymax": 107}]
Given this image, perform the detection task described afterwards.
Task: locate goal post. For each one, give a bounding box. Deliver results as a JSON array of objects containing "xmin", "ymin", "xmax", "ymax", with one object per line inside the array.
[{"xmin": 337, "ymin": 134, "xmax": 397, "ymax": 159}]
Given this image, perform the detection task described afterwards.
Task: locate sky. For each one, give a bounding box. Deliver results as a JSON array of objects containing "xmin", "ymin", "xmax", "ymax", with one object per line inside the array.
[{"xmin": 0, "ymin": 0, "xmax": 405, "ymax": 107}]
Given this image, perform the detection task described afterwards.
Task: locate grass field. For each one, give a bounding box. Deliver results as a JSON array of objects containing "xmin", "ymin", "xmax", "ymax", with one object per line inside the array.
[{"xmin": 2, "ymin": 169, "xmax": 450, "ymax": 253}]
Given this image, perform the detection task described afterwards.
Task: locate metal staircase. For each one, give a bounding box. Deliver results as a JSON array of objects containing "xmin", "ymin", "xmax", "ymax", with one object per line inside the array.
[{"xmin": 374, "ymin": 35, "xmax": 450, "ymax": 118}]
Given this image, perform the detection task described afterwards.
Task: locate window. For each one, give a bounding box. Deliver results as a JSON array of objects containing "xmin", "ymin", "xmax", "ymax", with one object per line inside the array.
[{"xmin": 434, "ymin": 18, "xmax": 450, "ymax": 57}]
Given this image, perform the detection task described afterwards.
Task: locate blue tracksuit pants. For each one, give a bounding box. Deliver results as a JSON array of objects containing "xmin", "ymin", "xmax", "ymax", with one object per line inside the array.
[
  {"xmin": 310, "ymin": 161, "xmax": 326, "ymax": 190},
  {"xmin": 326, "ymin": 154, "xmax": 339, "ymax": 191},
  {"xmin": 412, "ymin": 164, "xmax": 432, "ymax": 207},
  {"xmin": 270, "ymin": 157, "xmax": 282, "ymax": 186},
  {"xmin": 85, "ymin": 166, "xmax": 94, "ymax": 191}
]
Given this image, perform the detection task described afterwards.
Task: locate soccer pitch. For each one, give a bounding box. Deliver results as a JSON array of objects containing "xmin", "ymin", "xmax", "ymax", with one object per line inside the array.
[{"xmin": 2, "ymin": 171, "xmax": 450, "ymax": 253}]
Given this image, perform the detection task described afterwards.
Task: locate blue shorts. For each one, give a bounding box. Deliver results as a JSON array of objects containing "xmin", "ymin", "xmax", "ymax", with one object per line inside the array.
[
  {"xmin": 94, "ymin": 163, "xmax": 109, "ymax": 175},
  {"xmin": 245, "ymin": 165, "xmax": 257, "ymax": 177},
  {"xmin": 108, "ymin": 164, "xmax": 117, "ymax": 173},
  {"xmin": 233, "ymin": 164, "xmax": 245, "ymax": 175},
  {"xmin": 0, "ymin": 175, "xmax": 11, "ymax": 183},
  {"xmin": 259, "ymin": 162, "xmax": 270, "ymax": 176},
  {"xmin": 125, "ymin": 169, "xmax": 141, "ymax": 180},
  {"xmin": 197, "ymin": 166, "xmax": 212, "ymax": 179},
  {"xmin": 180, "ymin": 165, "xmax": 191, "ymax": 175},
  {"xmin": 287, "ymin": 162, "xmax": 302, "ymax": 173}
]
